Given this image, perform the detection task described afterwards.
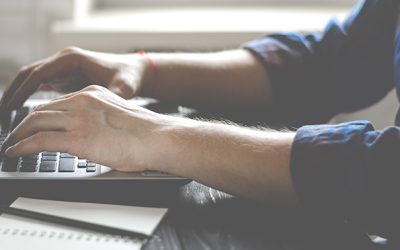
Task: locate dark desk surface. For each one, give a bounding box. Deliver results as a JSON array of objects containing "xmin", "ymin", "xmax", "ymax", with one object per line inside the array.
[
  {"xmin": 142, "ymin": 182, "xmax": 376, "ymax": 250},
  {"xmin": 145, "ymin": 181, "xmax": 292, "ymax": 250},
  {"xmin": 0, "ymin": 101, "xmax": 380, "ymax": 250},
  {"xmin": 0, "ymin": 180, "xmax": 375, "ymax": 250}
]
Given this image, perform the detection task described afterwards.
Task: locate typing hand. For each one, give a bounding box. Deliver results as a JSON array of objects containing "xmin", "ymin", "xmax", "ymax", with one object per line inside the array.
[
  {"xmin": 0, "ymin": 47, "xmax": 154, "ymax": 120},
  {"xmin": 1, "ymin": 85, "xmax": 169, "ymax": 172}
]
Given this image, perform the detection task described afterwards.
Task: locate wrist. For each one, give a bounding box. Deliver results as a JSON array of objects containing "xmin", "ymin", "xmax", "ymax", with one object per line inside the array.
[
  {"xmin": 136, "ymin": 52, "xmax": 158, "ymax": 97},
  {"xmin": 119, "ymin": 110, "xmax": 185, "ymax": 172},
  {"xmin": 143, "ymin": 115, "xmax": 198, "ymax": 174}
]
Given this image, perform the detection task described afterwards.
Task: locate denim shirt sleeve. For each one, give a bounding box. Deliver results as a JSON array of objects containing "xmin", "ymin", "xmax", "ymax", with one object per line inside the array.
[
  {"xmin": 242, "ymin": 0, "xmax": 397, "ymax": 127},
  {"xmin": 291, "ymin": 121, "xmax": 400, "ymax": 239}
]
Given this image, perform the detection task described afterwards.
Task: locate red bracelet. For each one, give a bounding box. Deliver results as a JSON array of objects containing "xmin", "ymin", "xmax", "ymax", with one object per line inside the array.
[{"xmin": 136, "ymin": 50, "xmax": 158, "ymax": 92}]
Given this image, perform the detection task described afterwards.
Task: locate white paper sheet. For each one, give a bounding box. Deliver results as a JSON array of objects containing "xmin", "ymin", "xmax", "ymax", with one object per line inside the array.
[{"xmin": 10, "ymin": 197, "xmax": 168, "ymax": 236}]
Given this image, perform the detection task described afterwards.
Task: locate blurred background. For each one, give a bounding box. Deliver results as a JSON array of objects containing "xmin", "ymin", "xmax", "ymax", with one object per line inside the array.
[{"xmin": 0, "ymin": 0, "xmax": 397, "ymax": 129}]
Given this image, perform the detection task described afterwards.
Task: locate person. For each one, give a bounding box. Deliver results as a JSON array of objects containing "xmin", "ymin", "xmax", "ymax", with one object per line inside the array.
[{"xmin": 0, "ymin": 0, "xmax": 399, "ymax": 246}]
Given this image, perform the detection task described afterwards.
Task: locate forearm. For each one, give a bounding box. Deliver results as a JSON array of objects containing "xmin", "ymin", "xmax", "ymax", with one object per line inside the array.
[
  {"xmin": 151, "ymin": 116, "xmax": 298, "ymax": 206},
  {"xmin": 141, "ymin": 50, "xmax": 272, "ymax": 110}
]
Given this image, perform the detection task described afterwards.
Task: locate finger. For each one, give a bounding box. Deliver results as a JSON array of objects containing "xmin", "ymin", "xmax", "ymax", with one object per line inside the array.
[
  {"xmin": 49, "ymin": 88, "xmax": 87, "ymax": 102},
  {"xmin": 33, "ymin": 95, "xmax": 80, "ymax": 112},
  {"xmin": 0, "ymin": 62, "xmax": 44, "ymax": 121},
  {"xmin": 2, "ymin": 110, "xmax": 72, "ymax": 151},
  {"xmin": 35, "ymin": 85, "xmax": 108, "ymax": 111},
  {"xmin": 21, "ymin": 83, "xmax": 103, "ymax": 114},
  {"xmin": 0, "ymin": 61, "xmax": 45, "ymax": 104},
  {"xmin": 0, "ymin": 60, "xmax": 46, "ymax": 108},
  {"xmin": 4, "ymin": 131, "xmax": 71, "ymax": 157},
  {"xmin": 8, "ymin": 53, "xmax": 81, "ymax": 110},
  {"xmin": 68, "ymin": 84, "xmax": 108, "ymax": 96},
  {"xmin": 31, "ymin": 85, "xmax": 116, "ymax": 117}
]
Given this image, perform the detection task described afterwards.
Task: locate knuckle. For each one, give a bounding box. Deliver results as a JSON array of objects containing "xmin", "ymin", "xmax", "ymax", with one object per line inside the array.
[
  {"xmin": 26, "ymin": 111, "xmax": 41, "ymax": 126},
  {"xmin": 59, "ymin": 47, "xmax": 84, "ymax": 61},
  {"xmin": 84, "ymin": 85, "xmax": 103, "ymax": 91},
  {"xmin": 63, "ymin": 51, "xmax": 83, "ymax": 61},
  {"xmin": 61, "ymin": 46, "xmax": 81, "ymax": 55},
  {"xmin": 28, "ymin": 111, "xmax": 49, "ymax": 132},
  {"xmin": 28, "ymin": 110, "xmax": 41, "ymax": 122},
  {"xmin": 31, "ymin": 66, "xmax": 42, "ymax": 76},
  {"xmin": 73, "ymin": 93, "xmax": 89, "ymax": 104},
  {"xmin": 18, "ymin": 66, "xmax": 30, "ymax": 74},
  {"xmin": 75, "ymin": 91, "xmax": 98, "ymax": 104}
]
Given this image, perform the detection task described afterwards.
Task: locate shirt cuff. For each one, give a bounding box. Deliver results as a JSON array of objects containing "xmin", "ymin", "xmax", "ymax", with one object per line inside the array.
[
  {"xmin": 242, "ymin": 34, "xmax": 329, "ymax": 126},
  {"xmin": 290, "ymin": 121, "xmax": 400, "ymax": 238}
]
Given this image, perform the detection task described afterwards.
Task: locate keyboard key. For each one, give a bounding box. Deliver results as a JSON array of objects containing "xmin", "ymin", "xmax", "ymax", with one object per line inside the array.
[
  {"xmin": 39, "ymin": 161, "xmax": 58, "ymax": 172},
  {"xmin": 21, "ymin": 156, "xmax": 39, "ymax": 160},
  {"xmin": 21, "ymin": 161, "xmax": 39, "ymax": 168},
  {"xmin": 77, "ymin": 161, "xmax": 87, "ymax": 168},
  {"xmin": 86, "ymin": 162, "xmax": 96, "ymax": 168},
  {"xmin": 2, "ymin": 157, "xmax": 19, "ymax": 172},
  {"xmin": 59, "ymin": 158, "xmax": 76, "ymax": 172},
  {"xmin": 42, "ymin": 152, "xmax": 59, "ymax": 156},
  {"xmin": 21, "ymin": 160, "xmax": 39, "ymax": 167},
  {"xmin": 86, "ymin": 166, "xmax": 97, "ymax": 173},
  {"xmin": 41, "ymin": 155, "xmax": 58, "ymax": 161},
  {"xmin": 60, "ymin": 153, "xmax": 75, "ymax": 158},
  {"xmin": 22, "ymin": 154, "xmax": 40, "ymax": 161},
  {"xmin": 20, "ymin": 166, "xmax": 37, "ymax": 172},
  {"xmin": 21, "ymin": 155, "xmax": 39, "ymax": 163}
]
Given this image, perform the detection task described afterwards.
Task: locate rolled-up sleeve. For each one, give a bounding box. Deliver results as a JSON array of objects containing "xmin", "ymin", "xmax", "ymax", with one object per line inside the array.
[
  {"xmin": 291, "ymin": 121, "xmax": 400, "ymax": 239},
  {"xmin": 242, "ymin": 0, "xmax": 398, "ymax": 126}
]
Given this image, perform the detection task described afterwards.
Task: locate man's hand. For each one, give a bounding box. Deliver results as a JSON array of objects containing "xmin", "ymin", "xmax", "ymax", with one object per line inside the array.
[
  {"xmin": 1, "ymin": 85, "xmax": 297, "ymax": 205},
  {"xmin": 0, "ymin": 48, "xmax": 273, "ymax": 121},
  {"xmin": 0, "ymin": 47, "xmax": 154, "ymax": 118},
  {"xmin": 1, "ymin": 85, "xmax": 166, "ymax": 172}
]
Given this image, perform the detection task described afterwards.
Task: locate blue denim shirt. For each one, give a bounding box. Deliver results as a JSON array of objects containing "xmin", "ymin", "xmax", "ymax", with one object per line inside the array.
[{"xmin": 244, "ymin": 0, "xmax": 400, "ymax": 241}]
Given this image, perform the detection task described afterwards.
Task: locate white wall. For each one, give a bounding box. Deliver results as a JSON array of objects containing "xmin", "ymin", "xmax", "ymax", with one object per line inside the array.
[
  {"xmin": 0, "ymin": 0, "xmax": 73, "ymax": 84},
  {"xmin": 331, "ymin": 90, "xmax": 398, "ymax": 129}
]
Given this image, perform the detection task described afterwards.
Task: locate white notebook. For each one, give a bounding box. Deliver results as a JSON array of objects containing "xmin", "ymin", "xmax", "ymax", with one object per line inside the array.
[
  {"xmin": 0, "ymin": 214, "xmax": 143, "ymax": 250},
  {"xmin": 10, "ymin": 197, "xmax": 167, "ymax": 236},
  {"xmin": 0, "ymin": 197, "xmax": 169, "ymax": 250}
]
